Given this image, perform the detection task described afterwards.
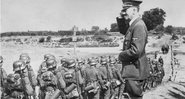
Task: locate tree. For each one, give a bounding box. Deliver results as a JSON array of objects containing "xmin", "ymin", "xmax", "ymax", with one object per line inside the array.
[
  {"xmin": 39, "ymin": 37, "xmax": 45, "ymax": 43},
  {"xmin": 91, "ymin": 26, "xmax": 100, "ymax": 33},
  {"xmin": 46, "ymin": 36, "xmax": 51, "ymax": 42},
  {"xmin": 155, "ymin": 24, "xmax": 164, "ymax": 32},
  {"xmin": 165, "ymin": 25, "xmax": 174, "ymax": 35},
  {"xmin": 142, "ymin": 8, "xmax": 166, "ymax": 31},
  {"xmin": 110, "ymin": 23, "xmax": 119, "ymax": 32}
]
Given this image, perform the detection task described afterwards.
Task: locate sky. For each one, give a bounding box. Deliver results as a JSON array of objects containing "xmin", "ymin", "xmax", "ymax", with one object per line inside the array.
[{"xmin": 1, "ymin": 0, "xmax": 185, "ymax": 32}]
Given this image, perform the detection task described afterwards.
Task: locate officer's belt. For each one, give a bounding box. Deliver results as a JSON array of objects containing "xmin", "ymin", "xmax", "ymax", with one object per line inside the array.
[{"xmin": 122, "ymin": 62, "xmax": 134, "ymax": 66}]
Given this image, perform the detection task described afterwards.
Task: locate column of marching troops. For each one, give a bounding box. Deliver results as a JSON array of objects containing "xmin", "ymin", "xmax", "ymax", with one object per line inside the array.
[{"xmin": 0, "ymin": 53, "xmax": 165, "ymax": 99}]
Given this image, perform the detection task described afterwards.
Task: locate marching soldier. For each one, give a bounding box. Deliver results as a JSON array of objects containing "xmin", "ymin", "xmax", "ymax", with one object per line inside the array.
[
  {"xmin": 109, "ymin": 58, "xmax": 125, "ymax": 99},
  {"xmin": 19, "ymin": 54, "xmax": 38, "ymax": 99},
  {"xmin": 98, "ymin": 58, "xmax": 112, "ymax": 99},
  {"xmin": 118, "ymin": 0, "xmax": 150, "ymax": 98},
  {"xmin": 38, "ymin": 69, "xmax": 58, "ymax": 99},
  {"xmin": 59, "ymin": 59, "xmax": 83, "ymax": 99},
  {"xmin": 37, "ymin": 59, "xmax": 58, "ymax": 99},
  {"xmin": 6, "ymin": 60, "xmax": 34, "ymax": 99},
  {"xmin": 0, "ymin": 56, "xmax": 7, "ymax": 99},
  {"xmin": 83, "ymin": 58, "xmax": 103, "ymax": 99},
  {"xmin": 38, "ymin": 54, "xmax": 55, "ymax": 75}
]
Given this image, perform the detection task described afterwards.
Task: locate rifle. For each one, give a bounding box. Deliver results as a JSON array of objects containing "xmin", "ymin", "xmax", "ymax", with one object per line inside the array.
[
  {"xmin": 105, "ymin": 63, "xmax": 112, "ymax": 92},
  {"xmin": 19, "ymin": 66, "xmax": 32, "ymax": 99},
  {"xmin": 74, "ymin": 62, "xmax": 83, "ymax": 99},
  {"xmin": 26, "ymin": 64, "xmax": 37, "ymax": 99}
]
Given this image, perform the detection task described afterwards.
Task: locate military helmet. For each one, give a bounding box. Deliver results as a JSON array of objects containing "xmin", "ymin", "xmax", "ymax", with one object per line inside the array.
[
  {"xmin": 109, "ymin": 58, "xmax": 116, "ymax": 64},
  {"xmin": 66, "ymin": 59, "xmax": 76, "ymax": 68},
  {"xmin": 46, "ymin": 59, "xmax": 57, "ymax": 69},
  {"xmin": 61, "ymin": 58, "xmax": 67, "ymax": 64},
  {"xmin": 44, "ymin": 54, "xmax": 55, "ymax": 60},
  {"xmin": 13, "ymin": 60, "xmax": 26, "ymax": 72},
  {"xmin": 100, "ymin": 58, "xmax": 107, "ymax": 65},
  {"xmin": 19, "ymin": 56, "xmax": 30, "ymax": 64},
  {"xmin": 0, "ymin": 56, "xmax": 3, "ymax": 63},
  {"xmin": 7, "ymin": 73, "xmax": 15, "ymax": 83},
  {"xmin": 20, "ymin": 53, "xmax": 29, "ymax": 58},
  {"xmin": 89, "ymin": 58, "xmax": 97, "ymax": 66}
]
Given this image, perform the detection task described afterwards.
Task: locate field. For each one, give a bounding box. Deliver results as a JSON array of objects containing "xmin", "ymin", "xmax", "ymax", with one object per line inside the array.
[{"xmin": 1, "ymin": 34, "xmax": 185, "ymax": 98}]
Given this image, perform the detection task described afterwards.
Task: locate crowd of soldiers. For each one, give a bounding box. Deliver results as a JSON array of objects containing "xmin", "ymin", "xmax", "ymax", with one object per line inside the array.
[
  {"xmin": 0, "ymin": 53, "xmax": 132, "ymax": 99},
  {"xmin": 0, "ymin": 52, "xmax": 166, "ymax": 99},
  {"xmin": 143, "ymin": 56, "xmax": 165, "ymax": 91}
]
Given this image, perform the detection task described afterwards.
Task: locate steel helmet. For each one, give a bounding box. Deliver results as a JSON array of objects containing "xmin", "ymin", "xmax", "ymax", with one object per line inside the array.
[
  {"xmin": 44, "ymin": 54, "xmax": 54, "ymax": 60},
  {"xmin": 89, "ymin": 58, "xmax": 97, "ymax": 66},
  {"xmin": 66, "ymin": 59, "xmax": 76, "ymax": 68},
  {"xmin": 100, "ymin": 58, "xmax": 107, "ymax": 65},
  {"xmin": 46, "ymin": 59, "xmax": 57, "ymax": 69},
  {"xmin": 13, "ymin": 60, "xmax": 26, "ymax": 72},
  {"xmin": 109, "ymin": 58, "xmax": 116, "ymax": 64},
  {"xmin": 19, "ymin": 56, "xmax": 30, "ymax": 64},
  {"xmin": 7, "ymin": 73, "xmax": 15, "ymax": 83}
]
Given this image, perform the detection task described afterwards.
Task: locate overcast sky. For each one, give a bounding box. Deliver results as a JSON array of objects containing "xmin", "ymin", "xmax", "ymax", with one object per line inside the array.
[{"xmin": 1, "ymin": 0, "xmax": 185, "ymax": 32}]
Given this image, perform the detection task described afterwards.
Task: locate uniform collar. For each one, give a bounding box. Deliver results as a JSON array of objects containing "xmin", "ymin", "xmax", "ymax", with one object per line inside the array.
[{"xmin": 129, "ymin": 15, "xmax": 140, "ymax": 26}]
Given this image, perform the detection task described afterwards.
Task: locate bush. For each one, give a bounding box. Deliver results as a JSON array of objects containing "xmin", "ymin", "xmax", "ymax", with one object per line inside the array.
[{"xmin": 39, "ymin": 37, "xmax": 45, "ymax": 43}]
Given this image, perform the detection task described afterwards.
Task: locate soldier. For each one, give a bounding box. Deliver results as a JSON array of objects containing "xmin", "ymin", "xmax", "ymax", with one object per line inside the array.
[
  {"xmin": 38, "ymin": 70, "xmax": 58, "ymax": 99},
  {"xmin": 118, "ymin": 0, "xmax": 150, "ymax": 98},
  {"xmin": 98, "ymin": 58, "xmax": 112, "ymax": 99},
  {"xmin": 37, "ymin": 59, "xmax": 58, "ymax": 99},
  {"xmin": 83, "ymin": 58, "xmax": 103, "ymax": 99},
  {"xmin": 109, "ymin": 58, "xmax": 125, "ymax": 99},
  {"xmin": 59, "ymin": 59, "xmax": 83, "ymax": 99},
  {"xmin": 0, "ymin": 56, "xmax": 7, "ymax": 99},
  {"xmin": 38, "ymin": 54, "xmax": 55, "ymax": 75},
  {"xmin": 19, "ymin": 54, "xmax": 37, "ymax": 99},
  {"xmin": 158, "ymin": 56, "xmax": 164, "ymax": 66},
  {"xmin": 161, "ymin": 44, "xmax": 169, "ymax": 54},
  {"xmin": 11, "ymin": 60, "xmax": 34, "ymax": 99}
]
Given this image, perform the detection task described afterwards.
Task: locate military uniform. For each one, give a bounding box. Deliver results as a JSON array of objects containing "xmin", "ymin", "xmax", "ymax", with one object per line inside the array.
[
  {"xmin": 98, "ymin": 58, "xmax": 113, "ymax": 99},
  {"xmin": 60, "ymin": 59, "xmax": 83, "ymax": 99},
  {"xmin": 39, "ymin": 71, "xmax": 58, "ymax": 99},
  {"xmin": 109, "ymin": 58, "xmax": 125, "ymax": 99},
  {"xmin": 118, "ymin": 0, "xmax": 150, "ymax": 98},
  {"xmin": 83, "ymin": 59, "xmax": 103, "ymax": 99},
  {"xmin": 19, "ymin": 55, "xmax": 37, "ymax": 99},
  {"xmin": 0, "ymin": 56, "xmax": 7, "ymax": 99}
]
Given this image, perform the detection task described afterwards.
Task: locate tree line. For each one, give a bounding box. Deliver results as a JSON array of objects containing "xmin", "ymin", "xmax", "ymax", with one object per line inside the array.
[{"xmin": 1, "ymin": 8, "xmax": 185, "ymax": 37}]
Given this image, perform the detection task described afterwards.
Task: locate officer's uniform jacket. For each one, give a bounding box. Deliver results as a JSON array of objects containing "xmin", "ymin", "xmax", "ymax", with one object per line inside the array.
[{"xmin": 119, "ymin": 17, "xmax": 150, "ymax": 80}]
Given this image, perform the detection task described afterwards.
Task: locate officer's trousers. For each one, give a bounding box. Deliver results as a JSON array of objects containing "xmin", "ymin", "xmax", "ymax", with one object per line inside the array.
[{"xmin": 125, "ymin": 80, "xmax": 144, "ymax": 99}]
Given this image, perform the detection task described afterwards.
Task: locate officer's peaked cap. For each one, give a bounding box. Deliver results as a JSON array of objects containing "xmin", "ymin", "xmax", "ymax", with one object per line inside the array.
[{"xmin": 122, "ymin": 0, "xmax": 142, "ymax": 8}]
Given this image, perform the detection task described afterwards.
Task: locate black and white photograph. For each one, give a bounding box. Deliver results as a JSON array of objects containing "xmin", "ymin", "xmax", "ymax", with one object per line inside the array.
[{"xmin": 1, "ymin": 0, "xmax": 185, "ymax": 99}]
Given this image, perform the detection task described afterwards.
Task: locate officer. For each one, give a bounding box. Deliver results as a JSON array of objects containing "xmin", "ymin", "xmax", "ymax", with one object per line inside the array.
[
  {"xmin": 98, "ymin": 58, "xmax": 113, "ymax": 99},
  {"xmin": 83, "ymin": 58, "xmax": 103, "ymax": 99},
  {"xmin": 0, "ymin": 56, "xmax": 7, "ymax": 99},
  {"xmin": 12, "ymin": 60, "xmax": 34, "ymax": 99},
  {"xmin": 19, "ymin": 54, "xmax": 37, "ymax": 99},
  {"xmin": 60, "ymin": 59, "xmax": 83, "ymax": 99},
  {"xmin": 118, "ymin": 0, "xmax": 150, "ymax": 98}
]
